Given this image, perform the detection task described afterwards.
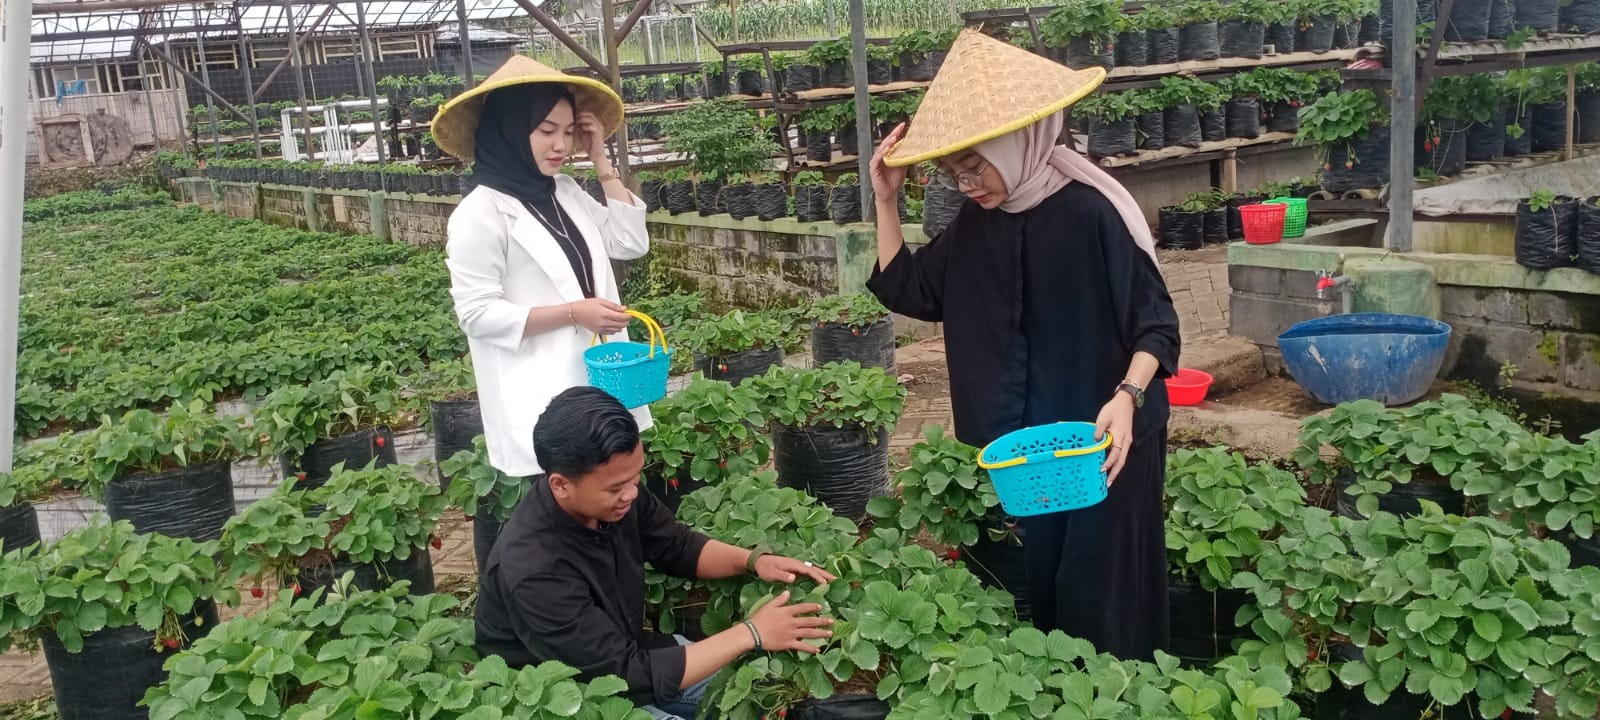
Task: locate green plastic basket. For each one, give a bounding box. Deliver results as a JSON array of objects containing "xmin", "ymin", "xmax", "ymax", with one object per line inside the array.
[{"xmin": 1265, "ymin": 197, "xmax": 1308, "ymax": 238}]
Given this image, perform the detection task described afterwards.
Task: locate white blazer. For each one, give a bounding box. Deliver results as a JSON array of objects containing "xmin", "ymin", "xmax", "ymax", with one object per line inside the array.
[{"xmin": 445, "ymin": 176, "xmax": 652, "ymax": 477}]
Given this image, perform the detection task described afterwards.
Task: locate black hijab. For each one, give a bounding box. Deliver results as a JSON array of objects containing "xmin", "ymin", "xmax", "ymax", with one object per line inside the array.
[{"xmin": 472, "ymin": 84, "xmax": 596, "ymax": 298}]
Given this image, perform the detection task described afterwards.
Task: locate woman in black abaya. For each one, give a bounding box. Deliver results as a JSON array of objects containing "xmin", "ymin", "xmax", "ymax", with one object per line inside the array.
[{"xmin": 865, "ymin": 30, "xmax": 1180, "ymax": 660}]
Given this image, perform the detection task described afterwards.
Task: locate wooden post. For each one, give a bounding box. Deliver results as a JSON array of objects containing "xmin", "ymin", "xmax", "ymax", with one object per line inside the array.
[
  {"xmin": 282, "ymin": 0, "xmax": 316, "ymax": 160},
  {"xmin": 602, "ymin": 0, "xmax": 632, "ymax": 185},
  {"xmin": 1567, "ymin": 65, "xmax": 1577, "ymax": 161},
  {"xmin": 849, "ymin": 0, "xmax": 874, "ymax": 218},
  {"xmin": 1388, "ymin": 0, "xmax": 1417, "ymax": 252},
  {"xmin": 234, "ymin": 24, "xmax": 263, "ymax": 158}
]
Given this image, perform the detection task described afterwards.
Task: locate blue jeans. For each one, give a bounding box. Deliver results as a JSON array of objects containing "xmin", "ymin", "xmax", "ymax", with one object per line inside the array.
[{"xmin": 642, "ymin": 636, "xmax": 715, "ymax": 720}]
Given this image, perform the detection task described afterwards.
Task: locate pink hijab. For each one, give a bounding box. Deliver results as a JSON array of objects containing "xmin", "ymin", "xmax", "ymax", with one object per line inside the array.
[{"xmin": 974, "ymin": 112, "xmax": 1158, "ymax": 264}]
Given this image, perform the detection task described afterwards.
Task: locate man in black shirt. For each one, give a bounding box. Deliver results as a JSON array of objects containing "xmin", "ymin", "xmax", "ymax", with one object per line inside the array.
[{"xmin": 475, "ymin": 387, "xmax": 836, "ymax": 719}]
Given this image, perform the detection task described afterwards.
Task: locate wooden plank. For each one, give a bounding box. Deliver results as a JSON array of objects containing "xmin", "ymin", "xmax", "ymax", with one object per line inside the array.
[
  {"xmin": 1096, "ymin": 132, "xmax": 1297, "ymax": 168},
  {"xmin": 719, "ymin": 37, "xmax": 895, "ymax": 54},
  {"xmin": 1105, "ymin": 48, "xmax": 1362, "ymax": 82}
]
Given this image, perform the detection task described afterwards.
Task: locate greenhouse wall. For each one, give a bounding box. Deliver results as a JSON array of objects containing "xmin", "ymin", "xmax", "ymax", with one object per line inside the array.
[
  {"xmin": 1226, "ymin": 241, "xmax": 1600, "ymax": 435},
  {"xmin": 178, "ymin": 177, "xmax": 930, "ymax": 307}
]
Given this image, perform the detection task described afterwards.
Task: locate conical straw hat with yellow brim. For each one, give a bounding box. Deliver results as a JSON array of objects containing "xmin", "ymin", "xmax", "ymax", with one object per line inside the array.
[
  {"xmin": 883, "ymin": 29, "xmax": 1107, "ymax": 167},
  {"xmin": 432, "ymin": 55, "xmax": 625, "ymax": 163}
]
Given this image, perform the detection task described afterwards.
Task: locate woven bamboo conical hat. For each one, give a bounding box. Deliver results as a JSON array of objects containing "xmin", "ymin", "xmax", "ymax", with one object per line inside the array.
[
  {"xmin": 432, "ymin": 55, "xmax": 624, "ymax": 162},
  {"xmin": 884, "ymin": 29, "xmax": 1106, "ymax": 167}
]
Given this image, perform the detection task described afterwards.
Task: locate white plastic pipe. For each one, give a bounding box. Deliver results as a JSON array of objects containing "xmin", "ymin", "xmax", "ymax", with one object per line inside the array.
[{"xmin": 0, "ymin": 0, "xmax": 35, "ymax": 472}]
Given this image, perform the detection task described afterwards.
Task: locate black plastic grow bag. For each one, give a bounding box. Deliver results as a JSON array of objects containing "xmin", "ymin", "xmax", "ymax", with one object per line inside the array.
[
  {"xmin": 1334, "ymin": 468, "xmax": 1465, "ymax": 520},
  {"xmin": 430, "ymin": 400, "xmax": 482, "ymax": 492},
  {"xmin": 1116, "ymin": 30, "xmax": 1150, "ymax": 66},
  {"xmin": 1504, "ymin": 104, "xmax": 1533, "ymax": 156},
  {"xmin": 1201, "ymin": 110, "xmax": 1227, "ymax": 142},
  {"xmin": 1225, "ymin": 99, "xmax": 1262, "ymax": 138},
  {"xmin": 1514, "ymin": 0, "xmax": 1559, "ymax": 31},
  {"xmin": 696, "ymin": 346, "xmax": 784, "ymax": 386},
  {"xmin": 695, "ymin": 179, "xmax": 725, "ymax": 216},
  {"xmin": 830, "ymin": 183, "xmax": 863, "ymax": 224},
  {"xmin": 725, "ymin": 183, "xmax": 755, "ymax": 220},
  {"xmin": 1203, "ymin": 207, "xmax": 1229, "ymax": 244},
  {"xmin": 663, "ymin": 181, "xmax": 696, "ymax": 215},
  {"xmin": 1415, "ymin": 119, "xmax": 1468, "ymax": 177},
  {"xmin": 796, "ymin": 185, "xmax": 830, "ymax": 222},
  {"xmin": 1219, "ymin": 20, "xmax": 1265, "ymax": 58},
  {"xmin": 1465, "ymin": 105, "xmax": 1507, "ymax": 161},
  {"xmin": 1179, "ymin": 21, "xmax": 1221, "ymax": 60},
  {"xmin": 1061, "ymin": 36, "xmax": 1115, "ymax": 70},
  {"xmin": 1159, "ymin": 208, "xmax": 1206, "ymax": 249},
  {"xmin": 966, "ymin": 528, "xmax": 1031, "ymax": 621},
  {"xmin": 1531, "ymin": 101, "xmax": 1568, "ymax": 153},
  {"xmin": 1165, "ymin": 104, "xmax": 1203, "ymax": 147},
  {"xmin": 1445, "ymin": 0, "xmax": 1492, "ymax": 40},
  {"xmin": 0, "ymin": 502, "xmax": 41, "ymax": 555},
  {"xmin": 922, "ymin": 181, "xmax": 966, "ymax": 238},
  {"xmin": 1266, "ymin": 22, "xmax": 1297, "ymax": 53},
  {"xmin": 812, "ymin": 317, "xmax": 896, "ymax": 372},
  {"xmin": 1088, "ymin": 117, "xmax": 1139, "ymax": 158},
  {"xmin": 280, "ymin": 427, "xmax": 398, "ymax": 492},
  {"xmin": 1299, "ymin": 16, "xmax": 1337, "ymax": 52},
  {"xmin": 43, "ymin": 600, "xmax": 218, "ymax": 720},
  {"xmin": 1149, "ymin": 27, "xmax": 1182, "ymax": 63},
  {"xmin": 1577, "ymin": 90, "xmax": 1600, "ymax": 144},
  {"xmin": 1577, "ymin": 198, "xmax": 1600, "ymax": 275},
  {"xmin": 1168, "ymin": 580, "xmax": 1252, "ymax": 664},
  {"xmin": 1490, "ymin": 0, "xmax": 1516, "ymax": 34},
  {"xmin": 773, "ymin": 423, "xmax": 890, "ymax": 521},
  {"xmin": 1562, "ymin": 0, "xmax": 1600, "ymax": 32},
  {"xmin": 1265, "ymin": 101, "xmax": 1300, "ymax": 133},
  {"xmin": 1138, "ymin": 111, "xmax": 1167, "ymax": 150},
  {"xmin": 1514, "ymin": 196, "xmax": 1579, "ymax": 270},
  {"xmin": 791, "ymin": 695, "xmax": 891, "ymax": 720},
  {"xmin": 1319, "ymin": 126, "xmax": 1392, "ymax": 193},
  {"xmin": 104, "ymin": 461, "xmax": 235, "ymax": 542},
  {"xmin": 295, "ymin": 547, "xmax": 436, "ymax": 599}
]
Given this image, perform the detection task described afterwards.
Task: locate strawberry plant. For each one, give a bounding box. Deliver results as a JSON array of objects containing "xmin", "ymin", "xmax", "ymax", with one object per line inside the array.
[
  {"xmin": 866, "ymin": 425, "xmax": 1000, "ymax": 548},
  {"xmin": 1295, "ymin": 89, "xmax": 1389, "ymax": 147},
  {"xmin": 641, "ymin": 376, "xmax": 772, "ymax": 488},
  {"xmin": 1292, "ymin": 395, "xmax": 1522, "ymax": 517},
  {"xmin": 676, "ymin": 308, "xmax": 795, "ymax": 357},
  {"xmin": 806, "ymin": 292, "xmax": 890, "ymax": 330},
  {"xmin": 745, "ymin": 361, "xmax": 906, "ymax": 433},
  {"xmin": 220, "ymin": 464, "xmax": 446, "ymax": 588},
  {"xmin": 251, "ymin": 363, "xmax": 407, "ymax": 461},
  {"xmin": 1041, "ymin": 0, "xmax": 1124, "ymax": 51},
  {"xmin": 1075, "ymin": 91, "xmax": 1143, "ymax": 122},
  {"xmin": 0, "ymin": 465, "xmax": 52, "ymax": 511},
  {"xmin": 75, "ymin": 399, "xmax": 248, "ymax": 497},
  {"xmin": 440, "ymin": 435, "xmax": 529, "ymax": 523},
  {"xmin": 1165, "ymin": 447, "xmax": 1305, "ymax": 591},
  {"xmin": 0, "ymin": 518, "xmax": 225, "ymax": 653},
  {"xmin": 804, "ymin": 39, "xmax": 852, "ymax": 66}
]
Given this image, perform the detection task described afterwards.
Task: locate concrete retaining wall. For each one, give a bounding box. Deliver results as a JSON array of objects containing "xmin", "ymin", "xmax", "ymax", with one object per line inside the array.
[{"xmin": 1227, "ymin": 238, "xmax": 1600, "ymax": 434}]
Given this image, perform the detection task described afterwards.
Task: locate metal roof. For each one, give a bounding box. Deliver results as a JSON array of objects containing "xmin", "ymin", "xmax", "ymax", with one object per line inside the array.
[{"xmin": 31, "ymin": 0, "xmax": 534, "ymax": 63}]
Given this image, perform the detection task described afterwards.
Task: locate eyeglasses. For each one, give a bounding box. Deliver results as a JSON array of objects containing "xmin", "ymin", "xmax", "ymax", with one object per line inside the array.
[{"xmin": 932, "ymin": 159, "xmax": 990, "ymax": 191}]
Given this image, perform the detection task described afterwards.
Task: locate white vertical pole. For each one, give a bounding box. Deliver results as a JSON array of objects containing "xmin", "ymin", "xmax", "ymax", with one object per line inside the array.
[{"xmin": 0, "ymin": 0, "xmax": 35, "ymax": 472}]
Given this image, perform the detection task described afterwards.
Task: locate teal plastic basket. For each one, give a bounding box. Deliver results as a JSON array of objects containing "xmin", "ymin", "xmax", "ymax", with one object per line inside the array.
[
  {"xmin": 584, "ymin": 310, "xmax": 672, "ymax": 409},
  {"xmin": 1265, "ymin": 197, "xmax": 1308, "ymax": 238},
  {"xmin": 977, "ymin": 422, "xmax": 1113, "ymax": 516}
]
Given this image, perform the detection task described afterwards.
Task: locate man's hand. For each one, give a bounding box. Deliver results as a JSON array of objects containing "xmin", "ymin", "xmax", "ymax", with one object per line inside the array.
[
  {"xmin": 748, "ymin": 591, "xmax": 833, "ymax": 655},
  {"xmin": 754, "ymin": 554, "xmax": 836, "ymax": 585}
]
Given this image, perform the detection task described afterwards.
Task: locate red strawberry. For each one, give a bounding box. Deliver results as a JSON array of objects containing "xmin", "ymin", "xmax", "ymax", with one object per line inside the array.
[
  {"xmin": 1323, "ymin": 163, "xmax": 1333, "ymax": 172},
  {"xmin": 250, "ymin": 587, "xmax": 264, "ymax": 599},
  {"xmin": 1501, "ymin": 710, "xmax": 1513, "ymax": 720},
  {"xmin": 163, "ymin": 638, "xmax": 179, "ymax": 649},
  {"xmin": 296, "ymin": 472, "xmax": 307, "ymax": 481},
  {"xmin": 779, "ymin": 711, "xmax": 788, "ymax": 719},
  {"xmin": 718, "ymin": 461, "xmax": 727, "ymax": 469},
  {"xmin": 1345, "ymin": 161, "xmax": 1355, "ymax": 170},
  {"xmin": 291, "ymin": 583, "xmax": 302, "ymax": 597},
  {"xmin": 669, "ymin": 477, "xmax": 681, "ymax": 489},
  {"xmin": 375, "ymin": 436, "xmax": 387, "ymax": 448},
  {"xmin": 431, "ymin": 535, "xmax": 443, "ymax": 550},
  {"xmin": 1423, "ymin": 142, "xmax": 1433, "ymax": 152},
  {"xmin": 818, "ymin": 322, "xmax": 826, "ymax": 329},
  {"xmin": 718, "ymin": 364, "xmax": 729, "ymax": 373},
  {"xmin": 946, "ymin": 549, "xmax": 961, "ymax": 561},
  {"xmin": 851, "ymin": 328, "xmax": 860, "ymax": 336},
  {"xmin": 1433, "ymin": 135, "xmax": 1441, "ymax": 144},
  {"xmin": 1307, "ymin": 648, "xmax": 1320, "ymax": 661}
]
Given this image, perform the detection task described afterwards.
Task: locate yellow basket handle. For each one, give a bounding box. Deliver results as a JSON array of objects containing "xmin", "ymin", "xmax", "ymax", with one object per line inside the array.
[
  {"xmin": 977, "ymin": 432, "xmax": 1114, "ymax": 470},
  {"xmin": 591, "ymin": 309, "xmax": 670, "ymax": 358}
]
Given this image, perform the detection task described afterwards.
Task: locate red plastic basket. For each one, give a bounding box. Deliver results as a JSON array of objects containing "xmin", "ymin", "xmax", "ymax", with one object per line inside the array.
[{"xmin": 1239, "ymin": 203, "xmax": 1287, "ymax": 245}]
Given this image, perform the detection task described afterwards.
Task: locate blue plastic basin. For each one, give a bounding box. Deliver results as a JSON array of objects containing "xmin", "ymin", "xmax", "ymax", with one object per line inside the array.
[{"xmin": 1276, "ymin": 313, "xmax": 1452, "ymax": 406}]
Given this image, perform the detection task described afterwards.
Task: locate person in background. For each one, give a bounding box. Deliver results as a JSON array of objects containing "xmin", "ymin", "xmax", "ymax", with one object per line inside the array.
[
  {"xmin": 866, "ymin": 30, "xmax": 1180, "ymax": 660},
  {"xmin": 474, "ymin": 387, "xmax": 837, "ymax": 719},
  {"xmin": 434, "ymin": 56, "xmax": 649, "ymax": 479}
]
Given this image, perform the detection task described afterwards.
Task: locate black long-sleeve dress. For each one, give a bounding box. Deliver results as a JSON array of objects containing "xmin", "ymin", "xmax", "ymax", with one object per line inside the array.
[{"xmin": 867, "ymin": 181, "xmax": 1180, "ymax": 660}]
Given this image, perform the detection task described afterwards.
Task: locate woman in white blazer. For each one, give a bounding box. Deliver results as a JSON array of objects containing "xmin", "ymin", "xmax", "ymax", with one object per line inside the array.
[{"xmin": 435, "ymin": 57, "xmax": 650, "ymax": 477}]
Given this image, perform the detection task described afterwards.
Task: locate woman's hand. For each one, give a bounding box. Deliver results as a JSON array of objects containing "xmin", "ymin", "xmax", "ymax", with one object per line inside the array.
[
  {"xmin": 575, "ymin": 111, "xmax": 610, "ymax": 165},
  {"xmin": 1095, "ymin": 393, "xmax": 1135, "ymax": 484},
  {"xmin": 869, "ymin": 123, "xmax": 910, "ymax": 201},
  {"xmin": 568, "ymin": 298, "xmax": 632, "ymax": 335},
  {"xmin": 747, "ymin": 591, "xmax": 834, "ymax": 655}
]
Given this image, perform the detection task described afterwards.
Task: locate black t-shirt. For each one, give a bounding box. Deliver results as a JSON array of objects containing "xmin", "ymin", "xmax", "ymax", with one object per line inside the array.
[{"xmin": 474, "ymin": 476, "xmax": 710, "ymax": 706}]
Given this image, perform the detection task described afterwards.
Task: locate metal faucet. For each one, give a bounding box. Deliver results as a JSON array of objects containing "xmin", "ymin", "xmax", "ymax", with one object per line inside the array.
[{"xmin": 1316, "ymin": 270, "xmax": 1355, "ymax": 315}]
